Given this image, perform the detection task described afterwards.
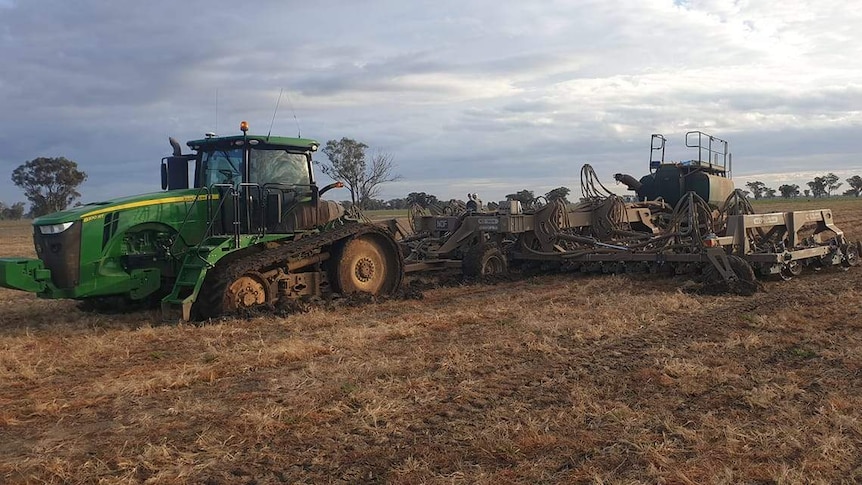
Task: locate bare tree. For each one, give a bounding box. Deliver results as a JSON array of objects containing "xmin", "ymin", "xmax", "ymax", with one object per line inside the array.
[
  {"xmin": 320, "ymin": 139, "xmax": 400, "ymax": 209},
  {"xmin": 359, "ymin": 150, "xmax": 401, "ymax": 206},
  {"xmin": 320, "ymin": 138, "xmax": 367, "ymax": 207}
]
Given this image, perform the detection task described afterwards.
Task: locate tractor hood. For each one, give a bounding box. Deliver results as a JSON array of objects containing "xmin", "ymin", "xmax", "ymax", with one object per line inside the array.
[{"xmin": 33, "ymin": 189, "xmax": 204, "ymax": 225}]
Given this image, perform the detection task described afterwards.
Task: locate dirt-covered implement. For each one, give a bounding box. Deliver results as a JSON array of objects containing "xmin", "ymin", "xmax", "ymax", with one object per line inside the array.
[{"xmin": 400, "ymin": 131, "xmax": 859, "ymax": 291}]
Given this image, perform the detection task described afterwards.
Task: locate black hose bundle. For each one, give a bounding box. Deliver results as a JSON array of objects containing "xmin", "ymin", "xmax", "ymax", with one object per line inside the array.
[{"xmin": 580, "ymin": 164, "xmax": 616, "ymax": 200}]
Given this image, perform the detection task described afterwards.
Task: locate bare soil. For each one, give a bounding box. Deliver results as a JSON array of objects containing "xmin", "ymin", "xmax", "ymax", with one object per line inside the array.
[{"xmin": 1, "ymin": 200, "xmax": 862, "ymax": 484}]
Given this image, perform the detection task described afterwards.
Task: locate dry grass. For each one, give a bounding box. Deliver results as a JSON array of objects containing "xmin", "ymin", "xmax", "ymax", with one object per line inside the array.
[{"xmin": 1, "ymin": 199, "xmax": 862, "ymax": 483}]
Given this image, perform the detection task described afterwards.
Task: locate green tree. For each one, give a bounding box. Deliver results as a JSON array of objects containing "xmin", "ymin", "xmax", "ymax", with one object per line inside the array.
[
  {"xmin": 384, "ymin": 198, "xmax": 409, "ymax": 210},
  {"xmin": 506, "ymin": 189, "xmax": 535, "ymax": 205},
  {"xmin": 320, "ymin": 138, "xmax": 400, "ymax": 210},
  {"xmin": 824, "ymin": 172, "xmax": 842, "ymax": 196},
  {"xmin": 406, "ymin": 192, "xmax": 438, "ymax": 208},
  {"xmin": 3, "ymin": 202, "xmax": 26, "ymax": 220},
  {"xmin": 807, "ymin": 177, "xmax": 827, "ymax": 198},
  {"xmin": 545, "ymin": 186, "xmax": 571, "ymax": 203},
  {"xmin": 11, "ymin": 157, "xmax": 87, "ymax": 217},
  {"xmin": 845, "ymin": 175, "xmax": 862, "ymax": 197},
  {"xmin": 778, "ymin": 184, "xmax": 800, "ymax": 198},
  {"xmin": 745, "ymin": 181, "xmax": 767, "ymax": 199},
  {"xmin": 361, "ymin": 198, "xmax": 386, "ymax": 210}
]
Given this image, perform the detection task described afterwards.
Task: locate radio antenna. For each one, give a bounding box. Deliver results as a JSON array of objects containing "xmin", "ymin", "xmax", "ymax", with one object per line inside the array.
[
  {"xmin": 267, "ymin": 88, "xmax": 284, "ymax": 141},
  {"xmin": 285, "ymin": 90, "xmax": 301, "ymax": 138},
  {"xmin": 215, "ymin": 88, "xmax": 219, "ymax": 134}
]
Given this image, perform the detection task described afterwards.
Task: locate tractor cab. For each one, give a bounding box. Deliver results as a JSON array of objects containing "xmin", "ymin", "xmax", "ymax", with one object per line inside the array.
[{"xmin": 162, "ymin": 122, "xmax": 344, "ymax": 236}]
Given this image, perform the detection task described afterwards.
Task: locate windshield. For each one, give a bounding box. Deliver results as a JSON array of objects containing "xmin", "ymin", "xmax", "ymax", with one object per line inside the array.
[
  {"xmin": 200, "ymin": 148, "xmax": 243, "ymax": 187},
  {"xmin": 197, "ymin": 147, "xmax": 311, "ymax": 188},
  {"xmin": 249, "ymin": 149, "xmax": 310, "ymax": 186}
]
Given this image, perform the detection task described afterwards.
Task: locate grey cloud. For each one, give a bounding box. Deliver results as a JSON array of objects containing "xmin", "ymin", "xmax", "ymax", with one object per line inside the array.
[{"xmin": 2, "ymin": 0, "xmax": 862, "ymax": 207}]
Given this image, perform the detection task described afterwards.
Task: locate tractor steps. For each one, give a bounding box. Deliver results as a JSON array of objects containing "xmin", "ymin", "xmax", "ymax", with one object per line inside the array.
[{"xmin": 161, "ymin": 239, "xmax": 232, "ymax": 321}]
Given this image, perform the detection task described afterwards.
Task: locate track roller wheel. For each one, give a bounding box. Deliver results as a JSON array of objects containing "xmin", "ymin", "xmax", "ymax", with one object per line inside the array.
[
  {"xmin": 333, "ymin": 232, "xmax": 402, "ymax": 295},
  {"xmin": 462, "ymin": 243, "xmax": 508, "ymax": 278}
]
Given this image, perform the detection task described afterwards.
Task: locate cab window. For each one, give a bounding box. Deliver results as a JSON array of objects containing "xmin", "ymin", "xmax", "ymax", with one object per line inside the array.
[
  {"xmin": 200, "ymin": 148, "xmax": 243, "ymax": 187},
  {"xmin": 249, "ymin": 149, "xmax": 310, "ymax": 186}
]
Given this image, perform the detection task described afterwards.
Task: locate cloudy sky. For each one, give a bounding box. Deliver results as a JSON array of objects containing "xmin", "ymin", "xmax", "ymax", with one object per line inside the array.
[{"xmin": 1, "ymin": 0, "xmax": 861, "ymax": 207}]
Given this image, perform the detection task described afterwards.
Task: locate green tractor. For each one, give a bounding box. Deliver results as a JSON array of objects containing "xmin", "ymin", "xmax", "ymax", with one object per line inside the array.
[{"xmin": 0, "ymin": 122, "xmax": 403, "ymax": 320}]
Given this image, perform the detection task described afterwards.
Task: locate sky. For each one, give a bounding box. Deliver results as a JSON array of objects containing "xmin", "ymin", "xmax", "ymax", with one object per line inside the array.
[{"xmin": 1, "ymin": 0, "xmax": 861, "ymax": 207}]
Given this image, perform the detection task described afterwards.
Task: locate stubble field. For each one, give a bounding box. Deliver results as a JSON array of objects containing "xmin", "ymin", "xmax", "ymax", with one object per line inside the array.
[{"xmin": 1, "ymin": 199, "xmax": 862, "ymax": 484}]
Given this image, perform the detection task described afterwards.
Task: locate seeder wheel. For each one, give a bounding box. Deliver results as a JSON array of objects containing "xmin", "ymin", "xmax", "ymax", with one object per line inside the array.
[
  {"xmin": 780, "ymin": 260, "xmax": 803, "ymax": 280},
  {"xmin": 704, "ymin": 255, "xmax": 758, "ymax": 295},
  {"xmin": 842, "ymin": 242, "xmax": 860, "ymax": 268},
  {"xmin": 462, "ymin": 243, "xmax": 508, "ymax": 278}
]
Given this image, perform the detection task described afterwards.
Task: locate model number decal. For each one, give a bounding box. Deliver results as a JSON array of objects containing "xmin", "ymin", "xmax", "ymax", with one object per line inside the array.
[
  {"xmin": 477, "ymin": 218, "xmax": 500, "ymax": 231},
  {"xmin": 752, "ymin": 216, "xmax": 779, "ymax": 225},
  {"xmin": 83, "ymin": 214, "xmax": 106, "ymax": 223}
]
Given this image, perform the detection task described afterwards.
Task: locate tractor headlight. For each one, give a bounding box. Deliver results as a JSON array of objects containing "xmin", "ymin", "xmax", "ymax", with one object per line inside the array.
[{"xmin": 38, "ymin": 222, "xmax": 74, "ymax": 235}]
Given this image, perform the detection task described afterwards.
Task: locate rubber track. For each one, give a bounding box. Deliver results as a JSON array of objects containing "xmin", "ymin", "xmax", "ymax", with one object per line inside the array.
[{"xmin": 195, "ymin": 222, "xmax": 393, "ymax": 318}]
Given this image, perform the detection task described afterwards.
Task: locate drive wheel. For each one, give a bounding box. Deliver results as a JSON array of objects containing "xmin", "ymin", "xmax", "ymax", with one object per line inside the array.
[
  {"xmin": 333, "ymin": 233, "xmax": 401, "ymax": 295},
  {"xmin": 462, "ymin": 243, "xmax": 508, "ymax": 278}
]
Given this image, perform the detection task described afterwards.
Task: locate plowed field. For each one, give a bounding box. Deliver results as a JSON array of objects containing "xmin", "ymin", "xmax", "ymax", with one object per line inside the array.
[{"xmin": 2, "ymin": 199, "xmax": 861, "ymax": 483}]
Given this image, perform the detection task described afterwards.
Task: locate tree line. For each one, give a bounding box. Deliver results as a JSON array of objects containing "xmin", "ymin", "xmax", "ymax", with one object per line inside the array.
[
  {"xmin": 746, "ymin": 173, "xmax": 862, "ymax": 199},
  {"xmin": 355, "ymin": 186, "xmax": 573, "ymax": 211},
  {"xmin": 6, "ymin": 142, "xmax": 862, "ymax": 220}
]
